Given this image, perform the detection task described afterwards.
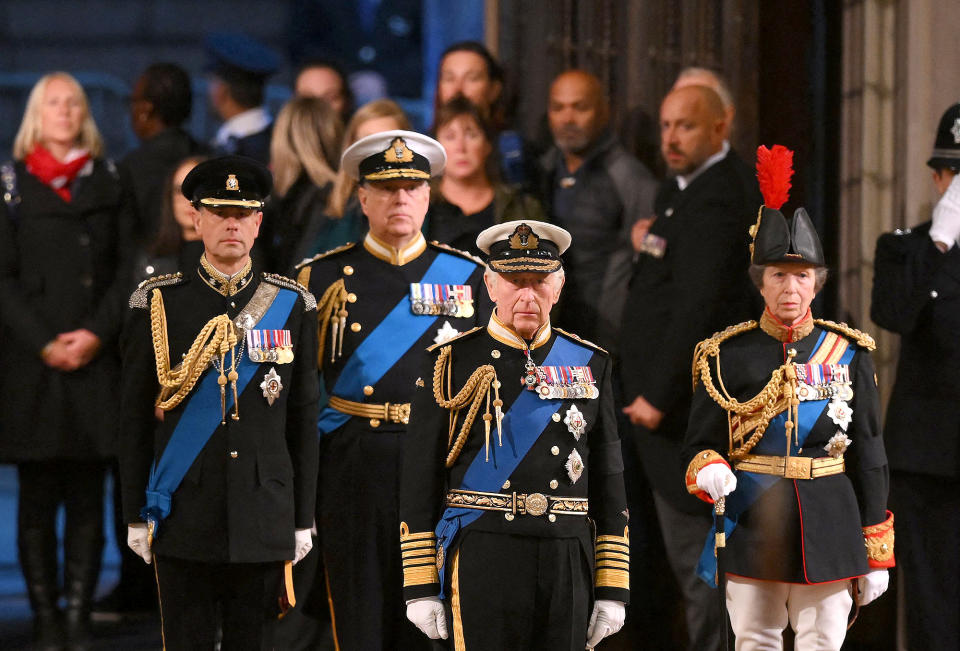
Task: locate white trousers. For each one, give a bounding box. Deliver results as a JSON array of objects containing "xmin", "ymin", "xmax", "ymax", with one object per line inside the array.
[{"xmin": 726, "ymin": 575, "xmax": 853, "ymax": 651}]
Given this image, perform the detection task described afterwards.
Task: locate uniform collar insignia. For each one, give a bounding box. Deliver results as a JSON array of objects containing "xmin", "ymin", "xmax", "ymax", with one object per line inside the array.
[
  {"xmin": 759, "ymin": 308, "xmax": 814, "ymax": 343},
  {"xmin": 198, "ymin": 253, "xmax": 254, "ymax": 297},
  {"xmin": 486, "ymin": 310, "xmax": 551, "ymax": 351},
  {"xmin": 363, "ymin": 231, "xmax": 427, "ymax": 265}
]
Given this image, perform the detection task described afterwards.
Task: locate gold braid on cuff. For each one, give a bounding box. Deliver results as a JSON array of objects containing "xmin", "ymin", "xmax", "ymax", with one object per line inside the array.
[
  {"xmin": 595, "ymin": 526, "xmax": 630, "ymax": 590},
  {"xmin": 685, "ymin": 450, "xmax": 727, "ymax": 494},
  {"xmin": 863, "ymin": 510, "xmax": 895, "ymax": 567},
  {"xmin": 400, "ymin": 522, "xmax": 440, "ymax": 587}
]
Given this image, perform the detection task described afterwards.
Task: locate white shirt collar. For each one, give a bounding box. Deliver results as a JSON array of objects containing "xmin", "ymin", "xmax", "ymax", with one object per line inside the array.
[
  {"xmin": 676, "ymin": 140, "xmax": 730, "ymax": 191},
  {"xmin": 214, "ymin": 106, "xmax": 271, "ymax": 145}
]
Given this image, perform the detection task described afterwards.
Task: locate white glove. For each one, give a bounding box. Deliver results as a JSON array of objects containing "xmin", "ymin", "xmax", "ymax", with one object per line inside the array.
[
  {"xmin": 930, "ymin": 174, "xmax": 960, "ymax": 248},
  {"xmin": 406, "ymin": 597, "xmax": 448, "ymax": 640},
  {"xmin": 696, "ymin": 463, "xmax": 737, "ymax": 501},
  {"xmin": 293, "ymin": 528, "xmax": 313, "ymax": 565},
  {"xmin": 127, "ymin": 523, "xmax": 152, "ymax": 565},
  {"xmin": 585, "ymin": 599, "xmax": 625, "ymax": 649},
  {"xmin": 856, "ymin": 569, "xmax": 889, "ymax": 606}
]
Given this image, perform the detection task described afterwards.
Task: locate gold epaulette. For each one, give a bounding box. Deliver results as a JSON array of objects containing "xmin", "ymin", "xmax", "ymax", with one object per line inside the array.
[
  {"xmin": 426, "ymin": 326, "xmax": 483, "ymax": 352},
  {"xmin": 294, "ymin": 242, "xmax": 356, "ymax": 270},
  {"xmin": 129, "ymin": 272, "xmax": 184, "ymax": 309},
  {"xmin": 429, "ymin": 240, "xmax": 486, "ymax": 267},
  {"xmin": 691, "ymin": 320, "xmax": 758, "ymax": 390},
  {"xmin": 814, "ymin": 319, "xmax": 876, "ymax": 351},
  {"xmin": 262, "ymin": 273, "xmax": 316, "ymax": 312},
  {"xmin": 595, "ymin": 526, "xmax": 629, "ymax": 591},
  {"xmin": 553, "ymin": 327, "xmax": 608, "ymax": 355}
]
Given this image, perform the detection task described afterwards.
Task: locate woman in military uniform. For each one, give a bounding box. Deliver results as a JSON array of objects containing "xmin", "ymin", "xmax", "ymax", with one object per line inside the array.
[{"xmin": 681, "ymin": 147, "xmax": 893, "ymax": 650}]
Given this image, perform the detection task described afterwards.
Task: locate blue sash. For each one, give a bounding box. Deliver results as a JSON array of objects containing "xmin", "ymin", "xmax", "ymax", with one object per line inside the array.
[
  {"xmin": 316, "ymin": 251, "xmax": 476, "ymax": 435},
  {"xmin": 434, "ymin": 336, "xmax": 593, "ymax": 597},
  {"xmin": 696, "ymin": 331, "xmax": 856, "ymax": 585},
  {"xmin": 141, "ymin": 288, "xmax": 299, "ymax": 534}
]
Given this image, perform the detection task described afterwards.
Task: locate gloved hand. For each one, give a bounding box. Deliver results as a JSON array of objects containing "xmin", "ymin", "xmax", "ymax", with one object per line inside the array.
[
  {"xmin": 856, "ymin": 569, "xmax": 889, "ymax": 606},
  {"xmin": 293, "ymin": 528, "xmax": 313, "ymax": 565},
  {"xmin": 696, "ymin": 463, "xmax": 737, "ymax": 501},
  {"xmin": 930, "ymin": 174, "xmax": 960, "ymax": 249},
  {"xmin": 585, "ymin": 599, "xmax": 626, "ymax": 649},
  {"xmin": 406, "ymin": 597, "xmax": 448, "ymax": 640},
  {"xmin": 127, "ymin": 523, "xmax": 152, "ymax": 564}
]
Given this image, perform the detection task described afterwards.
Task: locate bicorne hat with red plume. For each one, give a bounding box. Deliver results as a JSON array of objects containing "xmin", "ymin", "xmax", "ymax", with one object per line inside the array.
[{"xmin": 749, "ymin": 145, "xmax": 825, "ymax": 267}]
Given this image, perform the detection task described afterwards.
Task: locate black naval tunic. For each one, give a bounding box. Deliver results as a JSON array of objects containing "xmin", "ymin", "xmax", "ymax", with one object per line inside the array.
[
  {"xmin": 119, "ymin": 258, "xmax": 319, "ymax": 648},
  {"xmin": 295, "ymin": 232, "xmax": 485, "ymax": 651},
  {"xmin": 682, "ymin": 313, "xmax": 893, "ymax": 584},
  {"xmin": 400, "ymin": 315, "xmax": 630, "ymax": 651}
]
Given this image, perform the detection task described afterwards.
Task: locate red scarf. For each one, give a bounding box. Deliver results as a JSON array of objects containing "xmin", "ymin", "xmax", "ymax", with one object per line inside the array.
[{"xmin": 24, "ymin": 144, "xmax": 91, "ymax": 202}]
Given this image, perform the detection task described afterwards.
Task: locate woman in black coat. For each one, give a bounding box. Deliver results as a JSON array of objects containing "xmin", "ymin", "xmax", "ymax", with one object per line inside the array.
[{"xmin": 0, "ymin": 72, "xmax": 134, "ymax": 650}]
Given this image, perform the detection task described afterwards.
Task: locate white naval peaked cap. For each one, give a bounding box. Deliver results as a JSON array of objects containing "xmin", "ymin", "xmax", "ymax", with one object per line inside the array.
[
  {"xmin": 476, "ymin": 220, "xmax": 571, "ymax": 274},
  {"xmin": 340, "ymin": 129, "xmax": 447, "ymax": 182}
]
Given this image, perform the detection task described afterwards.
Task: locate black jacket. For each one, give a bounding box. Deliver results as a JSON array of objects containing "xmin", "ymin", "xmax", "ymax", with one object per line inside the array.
[
  {"xmin": 871, "ymin": 222, "xmax": 960, "ymax": 478},
  {"xmin": 119, "ymin": 262, "xmax": 319, "ymax": 562},
  {"xmin": 399, "ymin": 320, "xmax": 629, "ymax": 603},
  {"xmin": 682, "ymin": 321, "xmax": 889, "ymax": 583},
  {"xmin": 620, "ymin": 150, "xmax": 760, "ymax": 512},
  {"xmin": 0, "ymin": 159, "xmax": 134, "ymax": 461}
]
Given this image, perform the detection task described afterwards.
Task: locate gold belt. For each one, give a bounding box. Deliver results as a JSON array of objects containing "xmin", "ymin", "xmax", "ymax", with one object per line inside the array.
[
  {"xmin": 446, "ymin": 488, "xmax": 589, "ymax": 517},
  {"xmin": 327, "ymin": 395, "xmax": 411, "ymax": 427},
  {"xmin": 734, "ymin": 454, "xmax": 845, "ymax": 480}
]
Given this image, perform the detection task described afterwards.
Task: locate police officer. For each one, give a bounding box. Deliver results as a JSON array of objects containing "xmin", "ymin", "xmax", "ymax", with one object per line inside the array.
[
  {"xmin": 683, "ymin": 147, "xmax": 892, "ymax": 650},
  {"xmin": 120, "ymin": 156, "xmax": 319, "ymax": 650},
  {"xmin": 295, "ymin": 130, "xmax": 486, "ymax": 650},
  {"xmin": 399, "ymin": 221, "xmax": 629, "ymax": 650},
  {"xmin": 871, "ymin": 104, "xmax": 960, "ymax": 650}
]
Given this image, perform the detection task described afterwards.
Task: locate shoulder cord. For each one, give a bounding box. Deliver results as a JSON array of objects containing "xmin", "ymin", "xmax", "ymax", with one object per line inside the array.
[
  {"xmin": 150, "ymin": 288, "xmax": 239, "ymax": 423},
  {"xmin": 432, "ymin": 345, "xmax": 502, "ymax": 467},
  {"xmin": 314, "ymin": 279, "xmax": 347, "ymax": 368},
  {"xmin": 692, "ymin": 321, "xmax": 800, "ymax": 458}
]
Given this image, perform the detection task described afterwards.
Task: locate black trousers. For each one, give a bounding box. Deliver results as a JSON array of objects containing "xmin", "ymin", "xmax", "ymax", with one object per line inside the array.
[
  {"xmin": 154, "ymin": 555, "xmax": 277, "ymax": 651},
  {"xmin": 890, "ymin": 471, "xmax": 960, "ymax": 651},
  {"xmin": 446, "ymin": 530, "xmax": 591, "ymax": 651}
]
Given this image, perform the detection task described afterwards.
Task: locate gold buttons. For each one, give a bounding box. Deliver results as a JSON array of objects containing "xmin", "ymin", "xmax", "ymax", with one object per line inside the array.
[
  {"xmin": 229, "ymin": 451, "xmax": 238, "ymax": 459},
  {"xmin": 548, "ymin": 514, "xmax": 557, "ymax": 523},
  {"xmin": 343, "ymin": 265, "xmax": 354, "ymax": 275},
  {"xmin": 504, "ymin": 513, "xmax": 514, "ymax": 521},
  {"xmin": 491, "ymin": 350, "xmax": 501, "ymax": 359},
  {"xmin": 549, "ymin": 479, "xmax": 559, "ymax": 489},
  {"xmin": 370, "ymin": 418, "xmax": 381, "ymax": 428},
  {"xmin": 363, "ymin": 385, "xmax": 374, "ymax": 396},
  {"xmin": 551, "ymin": 446, "xmax": 560, "ymax": 456},
  {"xmin": 347, "ymin": 293, "xmax": 357, "ymax": 303},
  {"xmin": 351, "ymin": 322, "xmax": 362, "ymax": 332},
  {"xmin": 552, "ymin": 413, "xmax": 561, "ymax": 422},
  {"xmin": 502, "ymin": 480, "xmax": 511, "ymax": 490}
]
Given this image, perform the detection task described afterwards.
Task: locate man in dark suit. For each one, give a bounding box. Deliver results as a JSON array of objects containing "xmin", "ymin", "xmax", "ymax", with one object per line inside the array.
[
  {"xmin": 871, "ymin": 103, "xmax": 960, "ymax": 651},
  {"xmin": 619, "ymin": 84, "xmax": 760, "ymax": 651},
  {"xmin": 207, "ymin": 32, "xmax": 279, "ymax": 166},
  {"xmin": 120, "ymin": 156, "xmax": 319, "ymax": 650}
]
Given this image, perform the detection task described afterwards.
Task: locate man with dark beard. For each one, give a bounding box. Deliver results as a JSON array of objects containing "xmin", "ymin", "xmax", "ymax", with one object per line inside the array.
[{"xmin": 537, "ymin": 69, "xmax": 656, "ymax": 353}]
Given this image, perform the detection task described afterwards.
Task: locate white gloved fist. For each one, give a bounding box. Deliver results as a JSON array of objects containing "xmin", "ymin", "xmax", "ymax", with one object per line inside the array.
[
  {"xmin": 930, "ymin": 174, "xmax": 960, "ymax": 248},
  {"xmin": 406, "ymin": 597, "xmax": 448, "ymax": 640},
  {"xmin": 586, "ymin": 599, "xmax": 625, "ymax": 649},
  {"xmin": 696, "ymin": 463, "xmax": 737, "ymax": 501},
  {"xmin": 856, "ymin": 569, "xmax": 889, "ymax": 606},
  {"xmin": 127, "ymin": 523, "xmax": 152, "ymax": 565},
  {"xmin": 293, "ymin": 528, "xmax": 313, "ymax": 565}
]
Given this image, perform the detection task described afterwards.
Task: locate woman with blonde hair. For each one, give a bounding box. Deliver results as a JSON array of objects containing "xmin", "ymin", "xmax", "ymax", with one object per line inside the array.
[
  {"xmin": 263, "ymin": 96, "xmax": 345, "ymax": 272},
  {"xmin": 0, "ymin": 71, "xmax": 134, "ymax": 650}
]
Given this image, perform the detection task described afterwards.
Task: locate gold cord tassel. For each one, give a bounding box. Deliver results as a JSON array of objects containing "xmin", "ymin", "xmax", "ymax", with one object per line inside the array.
[
  {"xmin": 315, "ymin": 280, "xmax": 347, "ymax": 369},
  {"xmin": 218, "ymin": 353, "xmax": 228, "ymax": 425},
  {"xmin": 492, "ymin": 380, "xmax": 503, "ymax": 448},
  {"xmin": 432, "ymin": 346, "xmax": 501, "ymax": 467},
  {"xmin": 330, "ymin": 316, "xmax": 339, "ymax": 363},
  {"xmin": 229, "ymin": 344, "xmax": 240, "ymax": 421},
  {"xmin": 337, "ymin": 308, "xmax": 347, "ymax": 357}
]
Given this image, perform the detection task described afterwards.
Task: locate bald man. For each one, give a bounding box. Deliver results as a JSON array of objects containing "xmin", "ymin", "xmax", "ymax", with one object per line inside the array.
[
  {"xmin": 672, "ymin": 67, "xmax": 736, "ymax": 137},
  {"xmin": 619, "ymin": 84, "xmax": 761, "ymax": 651},
  {"xmin": 538, "ymin": 69, "xmax": 656, "ymax": 354}
]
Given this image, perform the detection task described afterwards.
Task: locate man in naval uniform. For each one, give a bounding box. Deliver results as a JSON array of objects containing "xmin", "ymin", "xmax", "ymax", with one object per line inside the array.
[
  {"xmin": 682, "ymin": 147, "xmax": 893, "ymax": 650},
  {"xmin": 120, "ymin": 156, "xmax": 319, "ymax": 650},
  {"xmin": 295, "ymin": 130, "xmax": 486, "ymax": 650},
  {"xmin": 399, "ymin": 221, "xmax": 629, "ymax": 651}
]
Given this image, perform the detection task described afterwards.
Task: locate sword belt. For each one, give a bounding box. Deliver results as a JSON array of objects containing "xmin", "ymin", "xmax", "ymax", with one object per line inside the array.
[
  {"xmin": 734, "ymin": 453, "xmax": 845, "ymax": 480},
  {"xmin": 446, "ymin": 488, "xmax": 589, "ymax": 517},
  {"xmin": 327, "ymin": 395, "xmax": 411, "ymax": 426}
]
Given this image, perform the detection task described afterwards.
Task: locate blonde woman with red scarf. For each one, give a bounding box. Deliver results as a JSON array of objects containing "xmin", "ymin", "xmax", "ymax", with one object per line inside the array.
[{"xmin": 0, "ymin": 71, "xmax": 134, "ymax": 651}]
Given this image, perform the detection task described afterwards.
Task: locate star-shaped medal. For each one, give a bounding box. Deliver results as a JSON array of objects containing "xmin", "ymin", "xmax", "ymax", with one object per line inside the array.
[
  {"xmin": 563, "ymin": 405, "xmax": 587, "ymax": 440},
  {"xmin": 433, "ymin": 320, "xmax": 460, "ymax": 345},
  {"xmin": 827, "ymin": 399, "xmax": 853, "ymax": 431}
]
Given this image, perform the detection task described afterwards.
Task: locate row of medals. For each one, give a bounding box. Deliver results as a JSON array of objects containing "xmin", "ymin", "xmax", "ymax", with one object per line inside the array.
[
  {"xmin": 248, "ymin": 346, "xmax": 294, "ymax": 364},
  {"xmin": 523, "ymin": 360, "xmax": 599, "ymax": 400},
  {"xmin": 410, "ymin": 297, "xmax": 474, "ymax": 319}
]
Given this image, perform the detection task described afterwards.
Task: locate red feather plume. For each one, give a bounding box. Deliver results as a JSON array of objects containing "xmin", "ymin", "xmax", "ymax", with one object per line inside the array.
[{"xmin": 755, "ymin": 145, "xmax": 794, "ymax": 210}]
